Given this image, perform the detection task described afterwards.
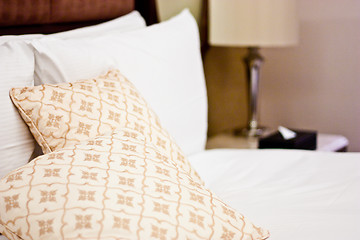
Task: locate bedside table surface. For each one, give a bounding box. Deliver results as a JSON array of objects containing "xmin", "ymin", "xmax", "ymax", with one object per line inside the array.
[
  {"xmin": 206, "ymin": 133, "xmax": 349, "ymax": 152},
  {"xmin": 317, "ymin": 134, "xmax": 349, "ymax": 152}
]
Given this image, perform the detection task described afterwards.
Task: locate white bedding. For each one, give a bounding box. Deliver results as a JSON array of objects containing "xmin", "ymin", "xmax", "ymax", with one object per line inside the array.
[
  {"xmin": 2, "ymin": 148, "xmax": 357, "ymax": 240},
  {"xmin": 188, "ymin": 149, "xmax": 360, "ymax": 240},
  {"xmin": 1, "ymin": 8, "xmax": 360, "ymax": 240}
]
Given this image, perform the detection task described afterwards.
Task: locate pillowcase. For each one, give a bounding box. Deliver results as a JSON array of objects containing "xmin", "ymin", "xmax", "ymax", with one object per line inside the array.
[
  {"xmin": 0, "ymin": 10, "xmax": 145, "ymax": 44},
  {"xmin": 31, "ymin": 9, "xmax": 208, "ymax": 156},
  {"xmin": 10, "ymin": 69, "xmax": 202, "ymax": 184},
  {"xmin": 0, "ymin": 41, "xmax": 36, "ymax": 179},
  {"xmin": 0, "ymin": 11, "xmax": 146, "ymax": 179},
  {"xmin": 49, "ymin": 10, "xmax": 145, "ymax": 39},
  {"xmin": 0, "ymin": 130, "xmax": 269, "ymax": 240}
]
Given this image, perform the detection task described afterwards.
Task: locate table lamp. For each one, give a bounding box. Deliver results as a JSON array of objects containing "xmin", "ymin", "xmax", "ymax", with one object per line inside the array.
[{"xmin": 209, "ymin": 0, "xmax": 298, "ymax": 137}]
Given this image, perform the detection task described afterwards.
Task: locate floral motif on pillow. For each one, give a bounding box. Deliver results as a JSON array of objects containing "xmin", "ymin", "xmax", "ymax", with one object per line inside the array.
[
  {"xmin": 0, "ymin": 129, "xmax": 269, "ymax": 240},
  {"xmin": 10, "ymin": 69, "xmax": 202, "ymax": 184}
]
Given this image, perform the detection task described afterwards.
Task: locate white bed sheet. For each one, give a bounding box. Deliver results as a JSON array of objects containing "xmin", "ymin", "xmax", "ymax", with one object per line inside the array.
[
  {"xmin": 1, "ymin": 149, "xmax": 358, "ymax": 240},
  {"xmin": 188, "ymin": 149, "xmax": 360, "ymax": 240}
]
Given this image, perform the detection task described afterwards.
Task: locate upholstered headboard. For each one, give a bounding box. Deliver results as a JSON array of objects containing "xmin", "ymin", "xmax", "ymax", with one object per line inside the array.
[
  {"xmin": 0, "ymin": 0, "xmax": 157, "ymax": 35},
  {"xmin": 0, "ymin": 0, "xmax": 209, "ymax": 54}
]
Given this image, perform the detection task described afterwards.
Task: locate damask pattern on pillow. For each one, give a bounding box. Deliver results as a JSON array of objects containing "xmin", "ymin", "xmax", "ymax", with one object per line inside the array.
[
  {"xmin": 0, "ymin": 130, "xmax": 269, "ymax": 240},
  {"xmin": 10, "ymin": 69, "xmax": 202, "ymax": 184}
]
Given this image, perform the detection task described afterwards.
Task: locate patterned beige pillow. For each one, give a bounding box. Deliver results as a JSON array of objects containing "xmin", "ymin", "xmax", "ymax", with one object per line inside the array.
[
  {"xmin": 0, "ymin": 129, "xmax": 269, "ymax": 240},
  {"xmin": 10, "ymin": 69, "xmax": 202, "ymax": 184}
]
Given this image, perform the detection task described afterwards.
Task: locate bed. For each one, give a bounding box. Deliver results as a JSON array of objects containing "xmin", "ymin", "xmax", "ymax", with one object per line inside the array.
[{"xmin": 0, "ymin": 1, "xmax": 359, "ymax": 239}]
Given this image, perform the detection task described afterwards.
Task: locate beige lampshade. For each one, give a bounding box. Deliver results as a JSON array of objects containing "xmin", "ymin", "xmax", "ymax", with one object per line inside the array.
[{"xmin": 209, "ymin": 0, "xmax": 299, "ymax": 47}]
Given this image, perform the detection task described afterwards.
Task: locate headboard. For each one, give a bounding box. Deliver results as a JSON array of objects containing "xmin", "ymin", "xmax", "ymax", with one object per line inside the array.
[
  {"xmin": 0, "ymin": 0, "xmax": 158, "ymax": 35},
  {"xmin": 0, "ymin": 0, "xmax": 208, "ymax": 54}
]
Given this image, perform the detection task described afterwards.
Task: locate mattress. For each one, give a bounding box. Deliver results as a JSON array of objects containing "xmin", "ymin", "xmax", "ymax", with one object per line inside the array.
[
  {"xmin": 1, "ymin": 149, "xmax": 359, "ymax": 239},
  {"xmin": 188, "ymin": 149, "xmax": 360, "ymax": 240}
]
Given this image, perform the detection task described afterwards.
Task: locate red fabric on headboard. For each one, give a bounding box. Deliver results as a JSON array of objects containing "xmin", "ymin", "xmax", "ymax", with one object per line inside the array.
[
  {"xmin": 0, "ymin": 0, "xmax": 134, "ymax": 26},
  {"xmin": 0, "ymin": 0, "xmax": 206, "ymax": 52},
  {"xmin": 0, "ymin": 0, "xmax": 140, "ymax": 35},
  {"xmin": 0, "ymin": 0, "xmax": 50, "ymax": 26},
  {"xmin": 51, "ymin": 0, "xmax": 134, "ymax": 24}
]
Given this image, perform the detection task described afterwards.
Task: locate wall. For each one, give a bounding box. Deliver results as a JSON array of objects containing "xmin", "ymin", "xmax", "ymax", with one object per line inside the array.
[
  {"xmin": 155, "ymin": 0, "xmax": 202, "ymax": 23},
  {"xmin": 205, "ymin": 0, "xmax": 360, "ymax": 151}
]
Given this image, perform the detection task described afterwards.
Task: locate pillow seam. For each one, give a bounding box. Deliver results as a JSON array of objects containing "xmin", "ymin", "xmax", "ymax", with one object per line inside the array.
[
  {"xmin": 9, "ymin": 88, "xmax": 52, "ymax": 153},
  {"xmin": 0, "ymin": 223, "xmax": 24, "ymax": 240}
]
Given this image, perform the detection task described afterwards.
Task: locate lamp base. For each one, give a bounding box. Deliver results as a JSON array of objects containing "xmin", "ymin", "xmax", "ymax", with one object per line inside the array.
[
  {"xmin": 241, "ymin": 47, "xmax": 264, "ymax": 138},
  {"xmin": 234, "ymin": 127, "xmax": 264, "ymax": 137}
]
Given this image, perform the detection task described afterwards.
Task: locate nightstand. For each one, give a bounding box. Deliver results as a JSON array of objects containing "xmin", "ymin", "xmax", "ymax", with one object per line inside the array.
[{"xmin": 206, "ymin": 132, "xmax": 349, "ymax": 152}]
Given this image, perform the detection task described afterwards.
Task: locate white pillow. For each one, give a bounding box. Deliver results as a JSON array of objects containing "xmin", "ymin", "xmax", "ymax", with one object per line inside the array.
[
  {"xmin": 0, "ymin": 41, "xmax": 35, "ymax": 178},
  {"xmin": 0, "ymin": 11, "xmax": 146, "ymax": 178},
  {"xmin": 0, "ymin": 10, "xmax": 145, "ymax": 44},
  {"xmin": 31, "ymin": 9, "xmax": 208, "ymax": 156},
  {"xmin": 50, "ymin": 10, "xmax": 145, "ymax": 39}
]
